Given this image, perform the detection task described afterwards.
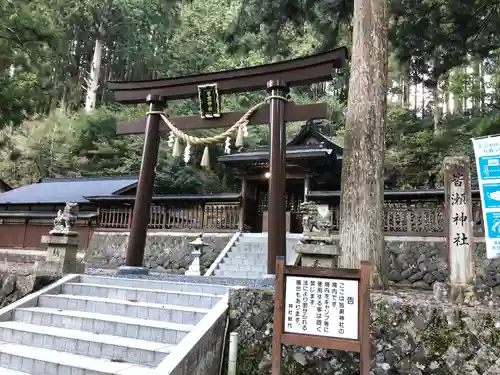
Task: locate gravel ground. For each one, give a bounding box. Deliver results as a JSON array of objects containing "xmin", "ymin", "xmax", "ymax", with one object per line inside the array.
[{"xmin": 85, "ymin": 267, "xmax": 275, "ymax": 289}]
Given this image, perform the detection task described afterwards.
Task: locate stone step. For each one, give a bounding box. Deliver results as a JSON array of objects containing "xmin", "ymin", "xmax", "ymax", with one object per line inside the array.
[
  {"xmin": 218, "ymin": 262, "xmax": 267, "ymax": 273},
  {"xmin": 237, "ymin": 238, "xmax": 268, "ymax": 244},
  {"xmin": 239, "ymin": 233, "xmax": 268, "ymax": 238},
  {"xmin": 36, "ymin": 295, "xmax": 201, "ymax": 335},
  {"xmin": 0, "ymin": 321, "xmax": 171, "ymax": 367},
  {"xmin": 0, "ymin": 368, "xmax": 30, "ymax": 375},
  {"xmin": 214, "ymin": 270, "xmax": 266, "ymax": 278},
  {"xmin": 79, "ymin": 275, "xmax": 231, "ymax": 295},
  {"xmin": 237, "ymin": 236, "xmax": 299, "ymax": 244},
  {"xmin": 62, "ymin": 283, "xmax": 221, "ymax": 309},
  {"xmin": 221, "ymin": 255, "xmax": 267, "ymax": 266},
  {"xmin": 231, "ymin": 245, "xmax": 267, "ymax": 254},
  {"xmin": 236, "ymin": 240, "xmax": 268, "ymax": 247},
  {"xmin": 0, "ymin": 341, "xmax": 149, "ymax": 374}
]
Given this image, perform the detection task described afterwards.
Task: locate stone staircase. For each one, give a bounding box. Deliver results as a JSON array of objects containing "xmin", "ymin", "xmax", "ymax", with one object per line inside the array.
[
  {"xmin": 0, "ymin": 274, "xmax": 230, "ymax": 374},
  {"xmin": 212, "ymin": 233, "xmax": 301, "ymax": 278}
]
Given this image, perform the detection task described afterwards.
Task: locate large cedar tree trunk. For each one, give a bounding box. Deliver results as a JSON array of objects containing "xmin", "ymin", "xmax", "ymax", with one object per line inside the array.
[
  {"xmin": 339, "ymin": 0, "xmax": 388, "ymax": 287},
  {"xmin": 85, "ymin": 24, "xmax": 105, "ymax": 113}
]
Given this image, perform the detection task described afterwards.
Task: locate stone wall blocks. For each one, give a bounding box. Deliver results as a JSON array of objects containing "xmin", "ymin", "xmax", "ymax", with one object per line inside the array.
[
  {"xmin": 227, "ymin": 288, "xmax": 500, "ymax": 375},
  {"xmin": 86, "ymin": 232, "xmax": 232, "ymax": 274}
]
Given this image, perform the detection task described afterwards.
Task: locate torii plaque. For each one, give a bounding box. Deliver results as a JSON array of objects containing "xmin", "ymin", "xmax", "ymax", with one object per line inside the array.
[{"xmin": 107, "ymin": 47, "xmax": 348, "ymax": 275}]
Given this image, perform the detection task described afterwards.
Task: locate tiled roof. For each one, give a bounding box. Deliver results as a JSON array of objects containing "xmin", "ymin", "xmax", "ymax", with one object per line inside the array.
[{"xmin": 0, "ymin": 176, "xmax": 138, "ymax": 204}]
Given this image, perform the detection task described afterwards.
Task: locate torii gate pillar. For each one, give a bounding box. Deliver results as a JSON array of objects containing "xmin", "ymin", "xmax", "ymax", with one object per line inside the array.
[
  {"xmin": 267, "ymin": 80, "xmax": 289, "ymax": 275},
  {"xmin": 120, "ymin": 94, "xmax": 165, "ymax": 273}
]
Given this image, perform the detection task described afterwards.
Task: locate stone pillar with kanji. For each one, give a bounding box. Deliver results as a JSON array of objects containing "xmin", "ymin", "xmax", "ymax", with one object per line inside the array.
[{"xmin": 444, "ymin": 156, "xmax": 475, "ymax": 286}]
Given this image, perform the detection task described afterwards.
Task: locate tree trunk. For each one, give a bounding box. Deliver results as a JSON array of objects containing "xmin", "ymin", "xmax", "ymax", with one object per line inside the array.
[
  {"xmin": 451, "ymin": 68, "xmax": 462, "ymax": 114},
  {"xmin": 431, "ymin": 82, "xmax": 441, "ymax": 133},
  {"xmin": 444, "ymin": 90, "xmax": 450, "ymax": 116},
  {"xmin": 442, "ymin": 73, "xmax": 450, "ymax": 116},
  {"xmin": 471, "ymin": 56, "xmax": 481, "ymax": 112},
  {"xmin": 339, "ymin": 0, "xmax": 388, "ymax": 287},
  {"xmin": 413, "ymin": 83, "xmax": 418, "ymax": 110},
  {"xmin": 421, "ymin": 82, "xmax": 425, "ymax": 117},
  {"xmin": 85, "ymin": 26, "xmax": 105, "ymax": 113},
  {"xmin": 402, "ymin": 63, "xmax": 410, "ymax": 107},
  {"xmin": 479, "ymin": 60, "xmax": 485, "ymax": 112}
]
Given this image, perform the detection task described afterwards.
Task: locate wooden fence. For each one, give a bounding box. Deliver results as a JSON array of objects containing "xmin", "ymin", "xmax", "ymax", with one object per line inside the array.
[
  {"xmin": 98, "ymin": 202, "xmax": 240, "ymax": 231},
  {"xmin": 97, "ymin": 193, "xmax": 485, "ymax": 236},
  {"xmin": 326, "ymin": 197, "xmax": 483, "ymax": 236}
]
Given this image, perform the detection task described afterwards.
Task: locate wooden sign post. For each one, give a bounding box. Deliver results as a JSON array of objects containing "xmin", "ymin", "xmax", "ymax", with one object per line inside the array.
[{"xmin": 272, "ymin": 257, "xmax": 371, "ymax": 375}]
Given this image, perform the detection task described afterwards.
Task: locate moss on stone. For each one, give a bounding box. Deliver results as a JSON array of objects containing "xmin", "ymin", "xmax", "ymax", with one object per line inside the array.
[
  {"xmin": 418, "ymin": 309, "xmax": 463, "ymax": 360},
  {"xmin": 282, "ymin": 356, "xmax": 317, "ymax": 375},
  {"xmin": 483, "ymin": 314, "xmax": 500, "ymax": 346},
  {"xmin": 372, "ymin": 298, "xmax": 390, "ymax": 327},
  {"xmin": 236, "ymin": 348, "xmax": 261, "ymax": 375}
]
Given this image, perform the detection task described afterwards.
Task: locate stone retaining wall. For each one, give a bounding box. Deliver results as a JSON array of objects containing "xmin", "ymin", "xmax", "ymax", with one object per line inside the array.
[
  {"xmin": 384, "ymin": 238, "xmax": 498, "ymax": 290},
  {"xmin": 328, "ymin": 237, "xmax": 494, "ymax": 290},
  {"xmin": 475, "ymin": 240, "xmax": 500, "ymax": 288},
  {"xmin": 386, "ymin": 239, "xmax": 448, "ymax": 289},
  {"xmin": 227, "ymin": 287, "xmax": 500, "ymax": 375},
  {"xmin": 322, "ymin": 237, "xmax": 450, "ymax": 290},
  {"xmin": 85, "ymin": 232, "xmax": 233, "ymax": 274},
  {"xmin": 0, "ymin": 269, "xmax": 58, "ymax": 308}
]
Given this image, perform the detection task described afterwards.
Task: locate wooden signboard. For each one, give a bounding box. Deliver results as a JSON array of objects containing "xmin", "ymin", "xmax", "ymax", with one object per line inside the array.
[{"xmin": 272, "ymin": 257, "xmax": 371, "ymax": 375}]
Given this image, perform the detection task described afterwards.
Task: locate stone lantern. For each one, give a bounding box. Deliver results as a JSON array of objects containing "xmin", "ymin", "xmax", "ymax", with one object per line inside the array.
[{"xmin": 185, "ymin": 234, "xmax": 208, "ymax": 276}]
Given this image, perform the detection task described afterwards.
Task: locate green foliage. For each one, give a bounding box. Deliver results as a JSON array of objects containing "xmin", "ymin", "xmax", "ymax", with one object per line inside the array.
[
  {"xmin": 1, "ymin": 0, "xmax": 500, "ymax": 191},
  {"xmin": 390, "ymin": 0, "xmax": 500, "ymax": 85},
  {"xmin": 0, "ymin": 107, "xmax": 239, "ymax": 192},
  {"xmin": 385, "ymin": 106, "xmax": 500, "ymax": 188}
]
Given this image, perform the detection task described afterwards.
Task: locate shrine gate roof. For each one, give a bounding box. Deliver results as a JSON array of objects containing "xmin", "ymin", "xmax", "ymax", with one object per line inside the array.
[{"xmin": 218, "ymin": 120, "xmax": 343, "ymax": 167}]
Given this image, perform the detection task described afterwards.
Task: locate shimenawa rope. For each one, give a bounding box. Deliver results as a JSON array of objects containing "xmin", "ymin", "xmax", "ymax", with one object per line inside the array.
[{"xmin": 147, "ymin": 95, "xmax": 288, "ymax": 168}]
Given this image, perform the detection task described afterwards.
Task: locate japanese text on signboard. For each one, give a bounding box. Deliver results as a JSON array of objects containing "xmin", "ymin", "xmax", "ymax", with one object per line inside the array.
[{"xmin": 284, "ymin": 276, "xmax": 358, "ymax": 340}]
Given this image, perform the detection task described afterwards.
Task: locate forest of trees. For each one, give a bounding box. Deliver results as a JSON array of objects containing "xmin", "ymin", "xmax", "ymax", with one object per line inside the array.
[{"xmin": 0, "ymin": 0, "xmax": 499, "ymax": 191}]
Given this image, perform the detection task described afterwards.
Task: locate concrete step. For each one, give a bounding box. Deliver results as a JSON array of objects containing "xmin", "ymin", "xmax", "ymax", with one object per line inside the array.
[
  {"xmin": 0, "ymin": 277, "xmax": 231, "ymax": 374},
  {"xmin": 218, "ymin": 262, "xmax": 267, "ymax": 273},
  {"xmin": 79, "ymin": 275, "xmax": 231, "ymax": 295},
  {"xmin": 62, "ymin": 283, "xmax": 222, "ymax": 309},
  {"xmin": 214, "ymin": 269, "xmax": 266, "ymax": 278},
  {"xmin": 0, "ymin": 368, "xmax": 30, "ymax": 375},
  {"xmin": 0, "ymin": 341, "xmax": 149, "ymax": 374},
  {"xmin": 0, "ymin": 321, "xmax": 171, "ymax": 367},
  {"xmin": 14, "ymin": 306, "xmax": 194, "ymax": 344},
  {"xmin": 239, "ymin": 233, "xmax": 268, "ymax": 238},
  {"xmin": 231, "ymin": 244, "xmax": 267, "ymax": 254},
  {"xmin": 36, "ymin": 294, "xmax": 202, "ymax": 333},
  {"xmin": 221, "ymin": 255, "xmax": 266, "ymax": 266},
  {"xmin": 237, "ymin": 238, "xmax": 268, "ymax": 244},
  {"xmin": 236, "ymin": 236, "xmax": 300, "ymax": 245},
  {"xmin": 236, "ymin": 238, "xmax": 268, "ymax": 245}
]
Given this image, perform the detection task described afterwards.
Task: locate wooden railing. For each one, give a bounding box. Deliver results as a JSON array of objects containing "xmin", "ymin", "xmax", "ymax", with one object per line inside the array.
[
  {"xmin": 325, "ymin": 197, "xmax": 484, "ymax": 236},
  {"xmin": 98, "ymin": 207, "xmax": 131, "ymax": 228},
  {"xmin": 97, "ymin": 193, "xmax": 485, "ymax": 236},
  {"xmin": 98, "ymin": 202, "xmax": 240, "ymax": 231}
]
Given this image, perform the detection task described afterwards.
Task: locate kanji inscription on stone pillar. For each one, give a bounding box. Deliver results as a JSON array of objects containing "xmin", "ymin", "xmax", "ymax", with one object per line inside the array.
[{"xmin": 444, "ymin": 156, "xmax": 475, "ymax": 285}]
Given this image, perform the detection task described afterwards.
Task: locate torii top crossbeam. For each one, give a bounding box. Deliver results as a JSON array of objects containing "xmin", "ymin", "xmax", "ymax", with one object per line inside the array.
[
  {"xmin": 108, "ymin": 47, "xmax": 347, "ymax": 104},
  {"xmin": 108, "ymin": 47, "xmax": 348, "ymax": 275}
]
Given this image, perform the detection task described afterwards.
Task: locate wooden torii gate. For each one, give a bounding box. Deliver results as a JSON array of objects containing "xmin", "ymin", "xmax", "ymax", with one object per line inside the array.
[{"xmin": 108, "ymin": 47, "xmax": 348, "ymax": 275}]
